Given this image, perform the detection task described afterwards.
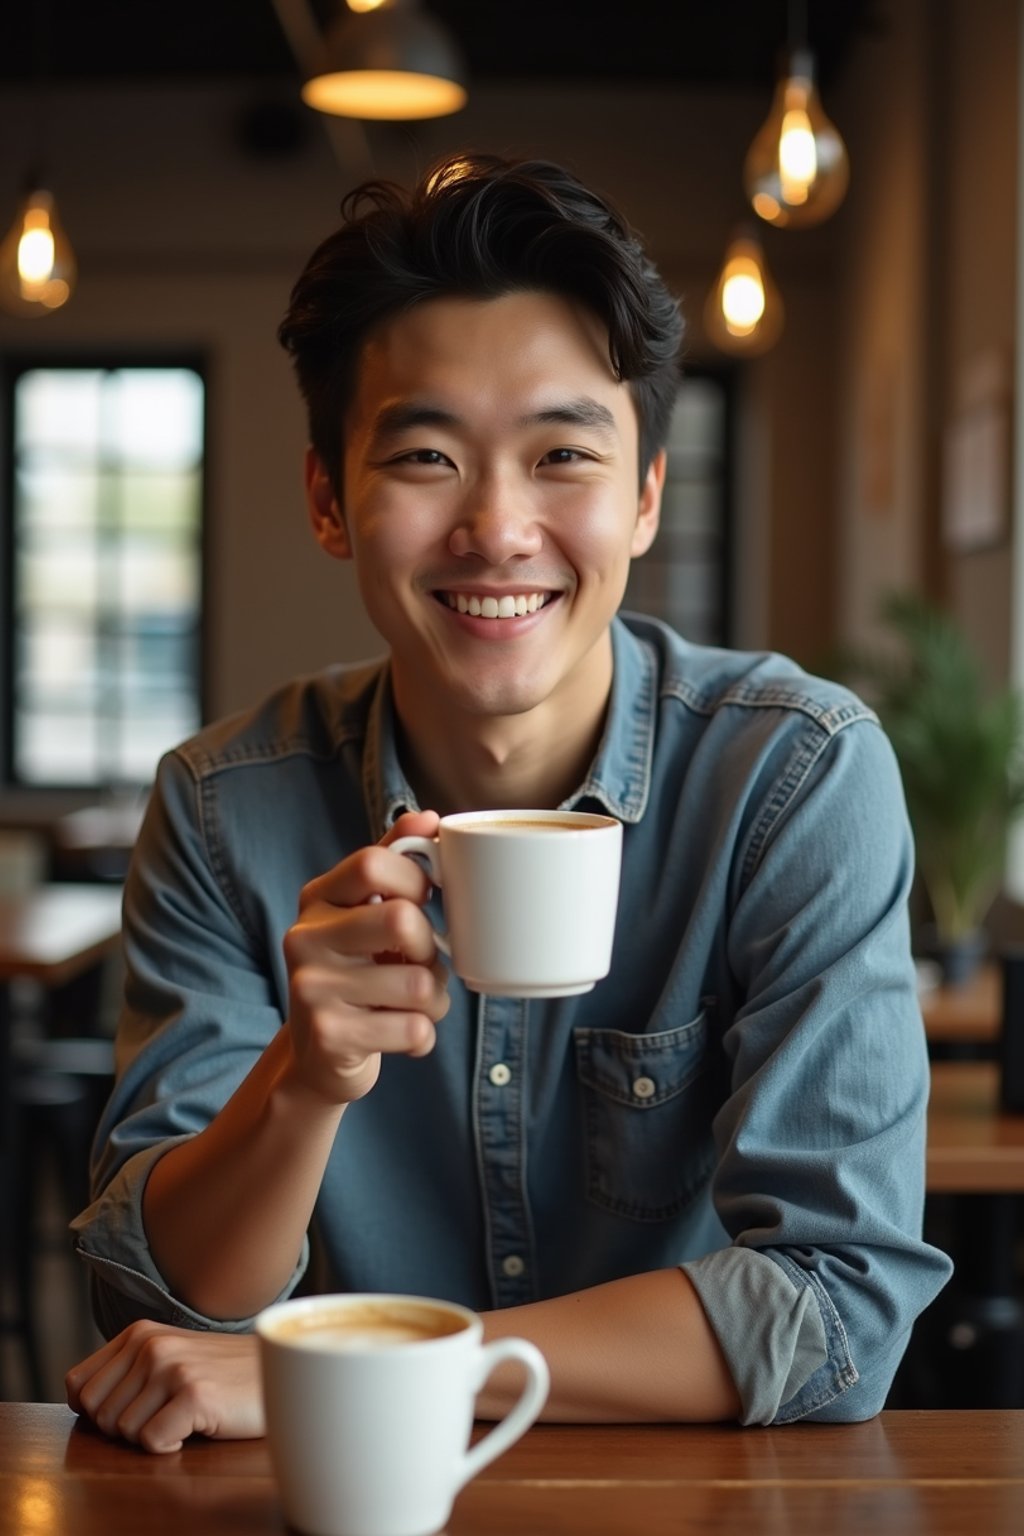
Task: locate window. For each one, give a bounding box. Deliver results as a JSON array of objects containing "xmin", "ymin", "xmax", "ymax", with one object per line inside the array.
[
  {"xmin": 3, "ymin": 362, "xmax": 205, "ymax": 787},
  {"xmin": 623, "ymin": 369, "xmax": 732, "ymax": 646}
]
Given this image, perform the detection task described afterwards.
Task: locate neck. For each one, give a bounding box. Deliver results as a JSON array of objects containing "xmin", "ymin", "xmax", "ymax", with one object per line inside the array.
[{"xmin": 392, "ymin": 642, "xmax": 613, "ymax": 816}]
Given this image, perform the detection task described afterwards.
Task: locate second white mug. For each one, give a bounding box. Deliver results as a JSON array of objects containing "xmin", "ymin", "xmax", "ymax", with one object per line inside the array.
[{"xmin": 257, "ymin": 1292, "xmax": 549, "ymax": 1536}]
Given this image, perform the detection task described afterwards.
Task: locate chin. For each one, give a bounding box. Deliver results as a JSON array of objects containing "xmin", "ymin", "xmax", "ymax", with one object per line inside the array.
[{"xmin": 447, "ymin": 671, "xmax": 551, "ymax": 720}]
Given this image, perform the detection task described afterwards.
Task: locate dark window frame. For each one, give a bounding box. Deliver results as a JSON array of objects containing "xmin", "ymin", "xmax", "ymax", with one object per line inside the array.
[
  {"xmin": 625, "ymin": 361, "xmax": 736, "ymax": 649},
  {"xmin": 0, "ymin": 350, "xmax": 211, "ymax": 790}
]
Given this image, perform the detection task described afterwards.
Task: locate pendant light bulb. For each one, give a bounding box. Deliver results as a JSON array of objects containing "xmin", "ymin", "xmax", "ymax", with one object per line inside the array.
[
  {"xmin": 0, "ymin": 184, "xmax": 76, "ymax": 318},
  {"xmin": 744, "ymin": 49, "xmax": 849, "ymax": 229},
  {"xmin": 704, "ymin": 230, "xmax": 784, "ymax": 357}
]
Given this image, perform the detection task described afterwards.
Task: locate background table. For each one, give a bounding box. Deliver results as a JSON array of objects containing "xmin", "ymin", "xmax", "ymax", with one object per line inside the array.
[
  {"xmin": 921, "ymin": 962, "xmax": 1000, "ymax": 1048},
  {"xmin": 926, "ymin": 1060, "xmax": 1024, "ymax": 1192},
  {"xmin": 0, "ymin": 885, "xmax": 123, "ymax": 1400},
  {"xmin": 916, "ymin": 1059, "xmax": 1024, "ymax": 1409},
  {"xmin": 0, "ymin": 885, "xmax": 123, "ymax": 986},
  {"xmin": 2, "ymin": 1404, "xmax": 1023, "ymax": 1536}
]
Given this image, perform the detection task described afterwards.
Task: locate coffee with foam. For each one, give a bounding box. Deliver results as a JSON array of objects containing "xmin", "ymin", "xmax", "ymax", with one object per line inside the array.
[{"xmin": 264, "ymin": 1300, "xmax": 467, "ymax": 1351}]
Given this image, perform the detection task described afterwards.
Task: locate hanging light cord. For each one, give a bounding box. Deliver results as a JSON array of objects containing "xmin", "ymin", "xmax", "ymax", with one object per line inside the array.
[
  {"xmin": 269, "ymin": 0, "xmax": 373, "ymax": 174},
  {"xmin": 788, "ymin": 0, "xmax": 809, "ymax": 51}
]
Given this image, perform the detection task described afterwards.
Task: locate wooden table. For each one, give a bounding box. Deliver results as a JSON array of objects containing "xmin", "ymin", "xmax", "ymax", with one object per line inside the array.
[{"xmin": 1, "ymin": 1403, "xmax": 1022, "ymax": 1536}]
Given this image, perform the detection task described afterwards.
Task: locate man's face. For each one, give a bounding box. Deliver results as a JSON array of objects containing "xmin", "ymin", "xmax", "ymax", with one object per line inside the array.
[{"xmin": 308, "ymin": 290, "xmax": 663, "ymax": 730}]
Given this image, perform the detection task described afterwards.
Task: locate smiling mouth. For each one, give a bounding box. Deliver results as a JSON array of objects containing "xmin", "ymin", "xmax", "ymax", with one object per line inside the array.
[{"xmin": 438, "ymin": 592, "xmax": 553, "ymax": 619}]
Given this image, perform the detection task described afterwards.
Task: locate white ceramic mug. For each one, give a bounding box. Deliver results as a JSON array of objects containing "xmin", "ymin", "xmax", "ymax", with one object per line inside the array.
[
  {"xmin": 257, "ymin": 1293, "xmax": 549, "ymax": 1536},
  {"xmin": 390, "ymin": 809, "xmax": 623, "ymax": 998}
]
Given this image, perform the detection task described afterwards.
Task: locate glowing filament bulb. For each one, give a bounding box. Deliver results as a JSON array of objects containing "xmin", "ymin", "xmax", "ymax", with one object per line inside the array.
[
  {"xmin": 721, "ymin": 265, "xmax": 766, "ymax": 336},
  {"xmin": 704, "ymin": 231, "xmax": 784, "ymax": 356},
  {"xmin": 779, "ymin": 107, "xmax": 816, "ymax": 204},
  {"xmin": 18, "ymin": 208, "xmax": 56, "ymax": 285}
]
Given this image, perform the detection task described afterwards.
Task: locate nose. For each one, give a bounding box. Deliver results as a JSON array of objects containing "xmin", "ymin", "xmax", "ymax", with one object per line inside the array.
[{"xmin": 447, "ymin": 473, "xmax": 544, "ymax": 564}]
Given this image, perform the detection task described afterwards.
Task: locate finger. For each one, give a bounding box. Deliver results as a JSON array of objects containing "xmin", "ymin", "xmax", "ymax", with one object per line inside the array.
[
  {"xmin": 66, "ymin": 1331, "xmax": 136, "ymax": 1410},
  {"xmin": 137, "ymin": 1401, "xmax": 189, "ymax": 1455},
  {"xmin": 292, "ymin": 989, "xmax": 441, "ymax": 1062},
  {"xmin": 73, "ymin": 1329, "xmax": 159, "ymax": 1423},
  {"xmin": 297, "ymin": 949, "xmax": 448, "ymax": 1012},
  {"xmin": 79, "ymin": 1348, "xmax": 168, "ymax": 1439},
  {"xmin": 303, "ymin": 842, "xmax": 434, "ymax": 913},
  {"xmin": 105, "ymin": 1367, "xmax": 178, "ymax": 1446},
  {"xmin": 309, "ymin": 895, "xmax": 439, "ymax": 967}
]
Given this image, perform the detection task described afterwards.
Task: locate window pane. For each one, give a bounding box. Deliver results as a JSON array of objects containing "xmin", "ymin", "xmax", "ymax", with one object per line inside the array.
[
  {"xmin": 18, "ymin": 539, "xmax": 100, "ymax": 612},
  {"xmin": 17, "ymin": 371, "xmax": 105, "ymax": 457},
  {"xmin": 118, "ymin": 711, "xmax": 197, "ymax": 782},
  {"xmin": 16, "ymin": 463, "xmax": 99, "ymax": 531},
  {"xmin": 106, "ymin": 370, "xmax": 204, "ymax": 468},
  {"xmin": 19, "ymin": 618, "xmax": 100, "ymax": 703},
  {"xmin": 15, "ymin": 711, "xmax": 100, "ymax": 783},
  {"xmin": 9, "ymin": 364, "xmax": 204, "ymax": 787},
  {"xmin": 116, "ymin": 468, "xmax": 202, "ymax": 532}
]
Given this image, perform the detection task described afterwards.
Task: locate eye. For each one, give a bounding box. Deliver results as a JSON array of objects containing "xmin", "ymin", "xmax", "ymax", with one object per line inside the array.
[
  {"xmin": 397, "ymin": 448, "xmax": 453, "ymax": 467},
  {"xmin": 539, "ymin": 447, "xmax": 587, "ymax": 466}
]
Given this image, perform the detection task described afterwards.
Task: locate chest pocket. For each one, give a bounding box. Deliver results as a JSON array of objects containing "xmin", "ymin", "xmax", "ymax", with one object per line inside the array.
[{"xmin": 574, "ymin": 1009, "xmax": 716, "ymax": 1222}]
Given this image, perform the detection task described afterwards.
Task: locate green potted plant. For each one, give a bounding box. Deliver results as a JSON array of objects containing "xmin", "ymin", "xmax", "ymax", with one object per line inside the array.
[{"xmin": 831, "ymin": 592, "xmax": 1024, "ymax": 984}]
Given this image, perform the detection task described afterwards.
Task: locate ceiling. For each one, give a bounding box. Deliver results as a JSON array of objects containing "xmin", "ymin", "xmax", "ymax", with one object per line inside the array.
[{"xmin": 3, "ymin": 1, "xmax": 879, "ymax": 91}]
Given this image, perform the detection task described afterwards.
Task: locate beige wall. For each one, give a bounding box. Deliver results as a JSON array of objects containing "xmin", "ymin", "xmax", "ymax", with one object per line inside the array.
[
  {"xmin": 942, "ymin": 0, "xmax": 1019, "ymax": 685},
  {"xmin": 830, "ymin": 0, "xmax": 933, "ymax": 650},
  {"xmin": 830, "ymin": 0, "xmax": 1019, "ymax": 675}
]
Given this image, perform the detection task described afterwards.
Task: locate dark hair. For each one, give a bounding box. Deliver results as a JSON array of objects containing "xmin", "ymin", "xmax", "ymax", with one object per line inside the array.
[{"xmin": 278, "ymin": 152, "xmax": 684, "ymax": 492}]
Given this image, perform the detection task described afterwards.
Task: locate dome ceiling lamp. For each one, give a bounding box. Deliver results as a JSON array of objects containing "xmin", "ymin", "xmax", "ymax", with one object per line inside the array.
[
  {"xmin": 743, "ymin": 0, "xmax": 850, "ymax": 229},
  {"xmin": 301, "ymin": 0, "xmax": 468, "ymax": 121}
]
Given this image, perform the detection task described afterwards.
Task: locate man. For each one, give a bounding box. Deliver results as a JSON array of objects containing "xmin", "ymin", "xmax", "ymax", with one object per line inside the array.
[{"xmin": 66, "ymin": 154, "xmax": 950, "ymax": 1453}]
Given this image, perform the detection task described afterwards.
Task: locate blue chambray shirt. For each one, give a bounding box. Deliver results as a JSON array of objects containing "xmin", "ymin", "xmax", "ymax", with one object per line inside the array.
[{"xmin": 72, "ymin": 613, "xmax": 951, "ymax": 1424}]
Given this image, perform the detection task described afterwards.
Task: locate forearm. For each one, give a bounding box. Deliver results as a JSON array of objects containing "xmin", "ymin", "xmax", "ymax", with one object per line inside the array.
[
  {"xmin": 478, "ymin": 1267, "xmax": 741, "ymax": 1423},
  {"xmin": 142, "ymin": 1025, "xmax": 344, "ymax": 1320}
]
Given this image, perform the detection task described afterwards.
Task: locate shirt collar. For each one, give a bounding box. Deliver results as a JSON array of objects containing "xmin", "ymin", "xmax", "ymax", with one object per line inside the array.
[
  {"xmin": 362, "ymin": 616, "xmax": 656, "ymax": 833},
  {"xmin": 561, "ymin": 616, "xmax": 655, "ymax": 823},
  {"xmin": 362, "ymin": 662, "xmax": 420, "ymax": 838}
]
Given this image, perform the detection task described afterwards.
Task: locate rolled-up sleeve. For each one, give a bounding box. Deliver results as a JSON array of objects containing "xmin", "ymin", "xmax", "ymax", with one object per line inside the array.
[
  {"xmin": 692, "ymin": 716, "xmax": 952, "ymax": 1423},
  {"xmin": 70, "ymin": 747, "xmax": 309, "ymax": 1336}
]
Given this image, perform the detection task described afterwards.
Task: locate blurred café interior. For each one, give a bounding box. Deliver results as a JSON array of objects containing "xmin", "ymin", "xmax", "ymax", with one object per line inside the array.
[{"xmin": 1, "ymin": 0, "xmax": 1023, "ymax": 1408}]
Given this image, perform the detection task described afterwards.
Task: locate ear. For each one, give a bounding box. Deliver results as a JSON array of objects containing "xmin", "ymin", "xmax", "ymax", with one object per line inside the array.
[
  {"xmin": 630, "ymin": 448, "xmax": 665, "ymax": 558},
  {"xmin": 305, "ymin": 447, "xmax": 352, "ymax": 560}
]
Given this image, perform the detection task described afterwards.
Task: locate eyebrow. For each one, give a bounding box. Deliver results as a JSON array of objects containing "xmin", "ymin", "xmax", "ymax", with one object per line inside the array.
[
  {"xmin": 519, "ymin": 398, "xmax": 618, "ymax": 438},
  {"xmin": 367, "ymin": 396, "xmax": 619, "ymax": 443},
  {"xmin": 368, "ymin": 402, "xmax": 461, "ymax": 441}
]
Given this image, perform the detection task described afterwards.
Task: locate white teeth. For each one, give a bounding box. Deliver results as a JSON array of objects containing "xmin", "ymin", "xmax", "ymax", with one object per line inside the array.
[{"xmin": 449, "ymin": 592, "xmax": 549, "ymax": 618}]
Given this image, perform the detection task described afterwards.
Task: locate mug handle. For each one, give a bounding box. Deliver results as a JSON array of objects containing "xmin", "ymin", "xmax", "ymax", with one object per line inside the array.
[
  {"xmin": 457, "ymin": 1337, "xmax": 550, "ymax": 1488},
  {"xmin": 388, "ymin": 834, "xmax": 452, "ymax": 958}
]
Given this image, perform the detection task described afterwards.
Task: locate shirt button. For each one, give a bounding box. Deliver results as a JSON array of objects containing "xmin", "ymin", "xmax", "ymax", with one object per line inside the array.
[
  {"xmin": 502, "ymin": 1255, "xmax": 525, "ymax": 1278},
  {"xmin": 489, "ymin": 1063, "xmax": 512, "ymax": 1086},
  {"xmin": 632, "ymin": 1075, "xmax": 656, "ymax": 1100}
]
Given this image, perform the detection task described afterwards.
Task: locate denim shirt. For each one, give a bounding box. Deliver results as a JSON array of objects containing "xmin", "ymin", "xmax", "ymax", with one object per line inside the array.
[{"xmin": 72, "ymin": 613, "xmax": 951, "ymax": 1424}]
